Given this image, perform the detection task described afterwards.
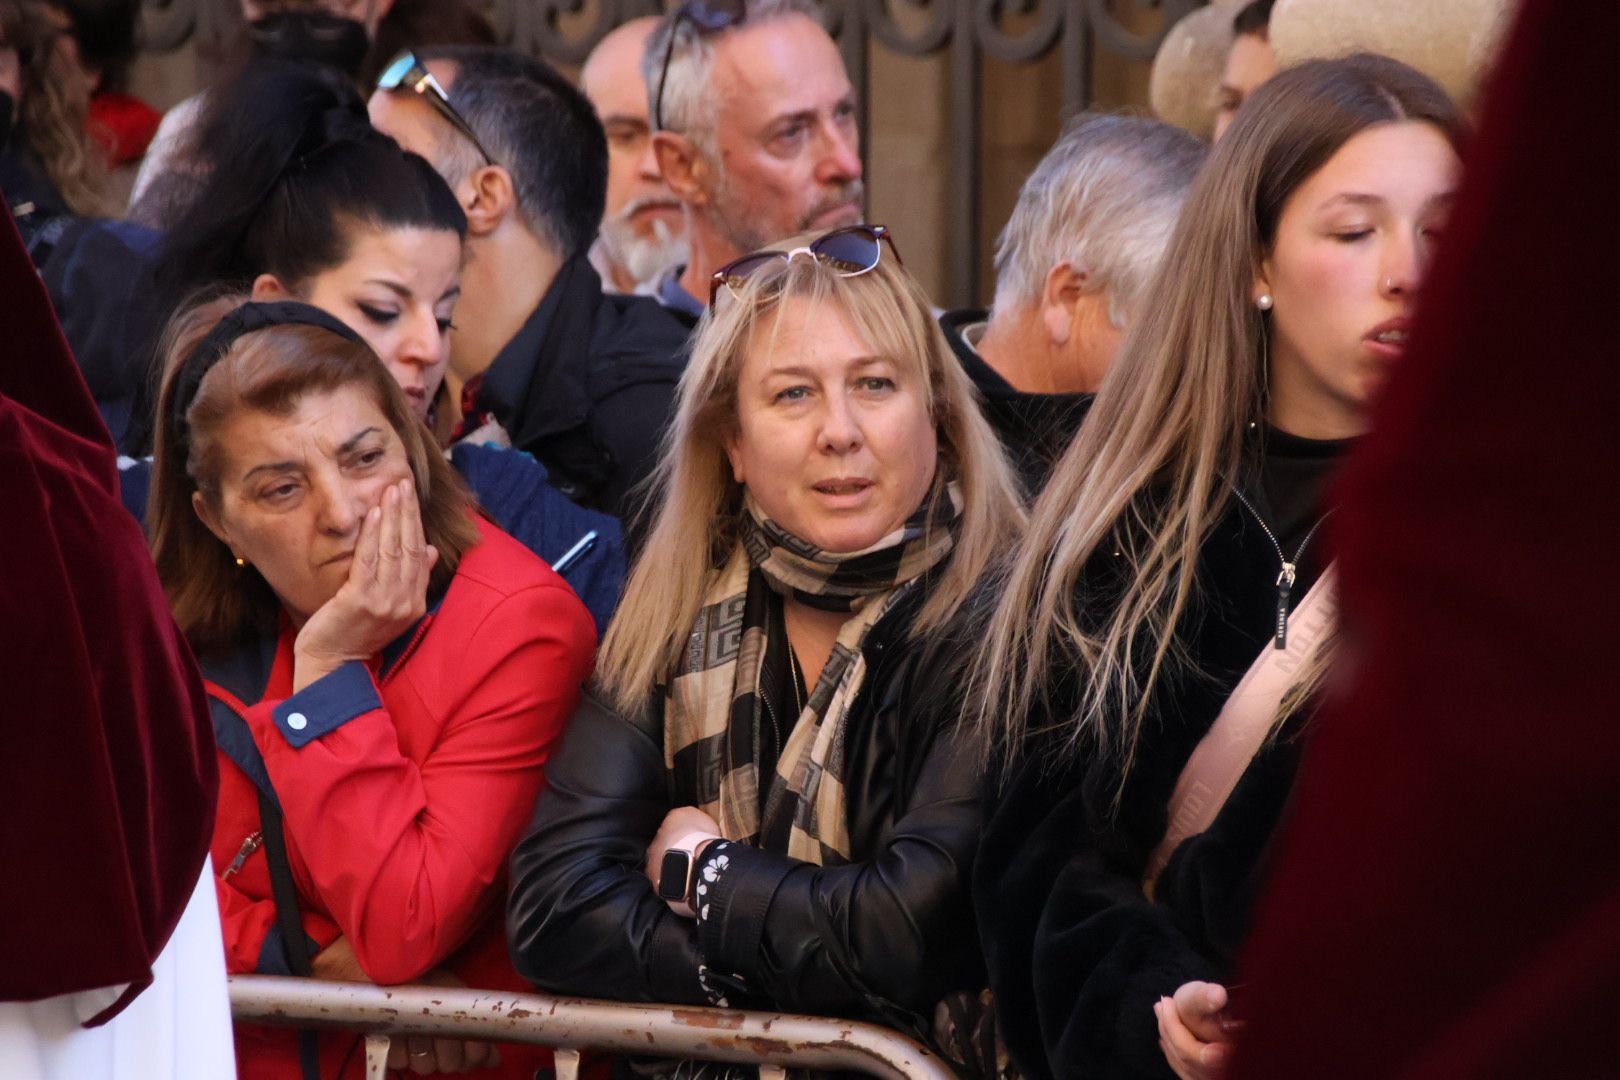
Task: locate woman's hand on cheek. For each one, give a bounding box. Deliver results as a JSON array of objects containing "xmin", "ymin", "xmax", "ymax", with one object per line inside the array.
[
  {"xmin": 1155, "ymin": 981, "xmax": 1240, "ymax": 1080},
  {"xmin": 293, "ymin": 479, "xmax": 439, "ymax": 692}
]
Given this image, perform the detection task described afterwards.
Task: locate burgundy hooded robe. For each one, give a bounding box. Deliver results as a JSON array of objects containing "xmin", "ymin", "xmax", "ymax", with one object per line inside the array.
[
  {"xmin": 0, "ymin": 200, "xmax": 217, "ymax": 1025},
  {"xmin": 1231, "ymin": 0, "xmax": 1620, "ymax": 1074}
]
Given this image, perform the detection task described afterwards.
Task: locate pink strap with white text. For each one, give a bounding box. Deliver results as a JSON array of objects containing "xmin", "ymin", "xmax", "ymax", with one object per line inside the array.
[{"xmin": 1143, "ymin": 564, "xmax": 1338, "ymax": 893}]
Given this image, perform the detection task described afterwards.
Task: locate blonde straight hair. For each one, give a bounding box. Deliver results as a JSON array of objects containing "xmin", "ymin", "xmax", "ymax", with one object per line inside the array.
[
  {"xmin": 598, "ymin": 236, "xmax": 1024, "ymax": 714},
  {"xmin": 965, "ymin": 55, "xmax": 1463, "ymax": 780}
]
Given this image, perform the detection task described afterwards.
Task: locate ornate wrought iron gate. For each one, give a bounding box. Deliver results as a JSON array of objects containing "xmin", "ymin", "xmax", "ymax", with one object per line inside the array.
[{"xmin": 137, "ymin": 0, "xmax": 1203, "ymax": 305}]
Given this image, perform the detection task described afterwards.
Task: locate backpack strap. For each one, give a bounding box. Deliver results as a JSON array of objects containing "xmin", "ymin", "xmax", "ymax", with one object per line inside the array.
[
  {"xmin": 257, "ymin": 788, "xmax": 322, "ymax": 1080},
  {"xmin": 1144, "ymin": 564, "xmax": 1339, "ymax": 895}
]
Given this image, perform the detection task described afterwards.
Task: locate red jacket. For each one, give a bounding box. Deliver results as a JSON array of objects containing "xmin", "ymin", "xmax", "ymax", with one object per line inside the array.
[{"xmin": 204, "ymin": 516, "xmax": 594, "ymax": 1079}]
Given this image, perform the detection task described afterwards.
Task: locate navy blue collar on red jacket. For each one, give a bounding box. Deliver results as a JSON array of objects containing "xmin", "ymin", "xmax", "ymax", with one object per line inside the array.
[
  {"xmin": 202, "ymin": 585, "xmax": 448, "ymax": 801},
  {"xmin": 203, "ymin": 627, "xmax": 281, "ymax": 805}
]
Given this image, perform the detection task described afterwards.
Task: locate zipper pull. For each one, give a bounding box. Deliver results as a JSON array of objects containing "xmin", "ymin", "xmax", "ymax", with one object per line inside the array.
[
  {"xmin": 222, "ymin": 830, "xmax": 264, "ymax": 880},
  {"xmin": 1274, "ymin": 563, "xmax": 1297, "ymax": 650}
]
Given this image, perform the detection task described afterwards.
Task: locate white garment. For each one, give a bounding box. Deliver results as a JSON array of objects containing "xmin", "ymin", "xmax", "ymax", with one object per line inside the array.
[{"xmin": 0, "ymin": 858, "xmax": 237, "ymax": 1079}]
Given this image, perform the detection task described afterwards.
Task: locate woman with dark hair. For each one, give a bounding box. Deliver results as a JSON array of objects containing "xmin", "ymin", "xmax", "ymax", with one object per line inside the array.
[
  {"xmin": 116, "ymin": 59, "xmax": 462, "ymax": 453},
  {"xmin": 964, "ymin": 54, "xmax": 1465, "ymax": 1080},
  {"xmin": 144, "ymin": 60, "xmax": 460, "ymax": 360},
  {"xmin": 148, "ymin": 294, "xmax": 595, "ymax": 1078},
  {"xmin": 120, "ymin": 58, "xmax": 625, "ymax": 631}
]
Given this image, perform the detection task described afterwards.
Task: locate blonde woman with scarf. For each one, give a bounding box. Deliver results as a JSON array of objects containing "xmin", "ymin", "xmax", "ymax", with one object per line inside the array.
[{"xmin": 507, "ymin": 225, "xmax": 1021, "ymax": 1071}]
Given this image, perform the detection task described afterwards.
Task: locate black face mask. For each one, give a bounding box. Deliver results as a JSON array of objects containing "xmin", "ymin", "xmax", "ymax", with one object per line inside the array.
[
  {"xmin": 248, "ymin": 11, "xmax": 371, "ymax": 78},
  {"xmin": 0, "ymin": 91, "xmax": 15, "ymax": 146}
]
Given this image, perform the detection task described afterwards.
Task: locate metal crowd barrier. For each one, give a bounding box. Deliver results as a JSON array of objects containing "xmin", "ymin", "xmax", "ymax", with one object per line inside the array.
[{"xmin": 229, "ymin": 976, "xmax": 956, "ymax": 1080}]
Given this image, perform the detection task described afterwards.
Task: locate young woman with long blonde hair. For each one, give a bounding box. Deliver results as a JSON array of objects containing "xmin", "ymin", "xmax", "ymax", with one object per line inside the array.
[
  {"xmin": 966, "ymin": 55, "xmax": 1464, "ymax": 1080},
  {"xmin": 507, "ymin": 226, "xmax": 1022, "ymax": 1066}
]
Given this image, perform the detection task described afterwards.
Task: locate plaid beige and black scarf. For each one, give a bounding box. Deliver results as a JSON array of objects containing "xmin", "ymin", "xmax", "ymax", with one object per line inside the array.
[{"xmin": 664, "ymin": 482, "xmax": 961, "ymax": 865}]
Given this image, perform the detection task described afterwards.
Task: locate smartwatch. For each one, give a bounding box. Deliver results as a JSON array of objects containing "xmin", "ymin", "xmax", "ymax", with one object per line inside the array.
[{"xmin": 656, "ymin": 830, "xmax": 714, "ymax": 918}]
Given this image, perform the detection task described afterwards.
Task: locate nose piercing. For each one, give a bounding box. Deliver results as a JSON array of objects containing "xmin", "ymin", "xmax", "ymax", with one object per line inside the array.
[{"xmin": 1383, "ymin": 276, "xmax": 1397, "ymax": 292}]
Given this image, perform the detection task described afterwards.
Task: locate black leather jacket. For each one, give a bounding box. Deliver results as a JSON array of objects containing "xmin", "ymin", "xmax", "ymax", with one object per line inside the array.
[{"xmin": 506, "ymin": 584, "xmax": 985, "ymax": 1030}]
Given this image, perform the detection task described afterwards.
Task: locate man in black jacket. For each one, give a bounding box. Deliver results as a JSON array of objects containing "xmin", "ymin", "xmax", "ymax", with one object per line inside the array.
[
  {"xmin": 370, "ymin": 45, "xmax": 689, "ymax": 520},
  {"xmin": 942, "ymin": 114, "xmax": 1205, "ymax": 492}
]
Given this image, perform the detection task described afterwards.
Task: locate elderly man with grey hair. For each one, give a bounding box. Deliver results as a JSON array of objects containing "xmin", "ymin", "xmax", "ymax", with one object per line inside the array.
[
  {"xmin": 582, "ymin": 17, "xmax": 689, "ymax": 294},
  {"xmin": 941, "ymin": 112, "xmax": 1206, "ymax": 490},
  {"xmin": 642, "ymin": 0, "xmax": 864, "ymax": 324}
]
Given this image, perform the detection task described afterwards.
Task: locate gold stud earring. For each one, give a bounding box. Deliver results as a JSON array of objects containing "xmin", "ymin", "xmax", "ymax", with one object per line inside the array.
[{"xmin": 234, "ymin": 556, "xmax": 246, "ymax": 567}]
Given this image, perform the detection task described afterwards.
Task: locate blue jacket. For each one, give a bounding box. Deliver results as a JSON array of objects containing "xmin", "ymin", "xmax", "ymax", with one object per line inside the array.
[
  {"xmin": 448, "ymin": 442, "xmax": 625, "ymax": 635},
  {"xmin": 36, "ymin": 217, "xmax": 165, "ymax": 449}
]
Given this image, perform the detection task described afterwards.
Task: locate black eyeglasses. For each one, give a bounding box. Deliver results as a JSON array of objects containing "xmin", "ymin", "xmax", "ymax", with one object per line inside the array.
[
  {"xmin": 709, "ymin": 225, "xmax": 901, "ymax": 307},
  {"xmin": 376, "ymin": 50, "xmax": 496, "ymax": 166},
  {"xmin": 652, "ymin": 0, "xmax": 746, "ymax": 132}
]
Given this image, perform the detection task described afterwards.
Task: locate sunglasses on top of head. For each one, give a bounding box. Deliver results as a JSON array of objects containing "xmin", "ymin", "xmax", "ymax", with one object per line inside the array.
[
  {"xmin": 652, "ymin": 0, "xmax": 747, "ymax": 132},
  {"xmin": 709, "ymin": 225, "xmax": 901, "ymax": 307},
  {"xmin": 376, "ymin": 50, "xmax": 496, "ymax": 167}
]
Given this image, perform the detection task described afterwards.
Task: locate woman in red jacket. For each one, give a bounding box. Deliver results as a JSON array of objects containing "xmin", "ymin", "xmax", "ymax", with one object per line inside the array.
[{"xmin": 146, "ymin": 296, "xmax": 596, "ymax": 1078}]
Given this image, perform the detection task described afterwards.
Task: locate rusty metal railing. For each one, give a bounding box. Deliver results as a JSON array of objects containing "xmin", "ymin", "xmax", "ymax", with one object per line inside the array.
[{"xmin": 229, "ymin": 975, "xmax": 956, "ymax": 1080}]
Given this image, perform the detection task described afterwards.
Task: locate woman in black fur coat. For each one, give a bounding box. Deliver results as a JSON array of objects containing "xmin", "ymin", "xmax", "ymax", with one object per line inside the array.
[{"xmin": 962, "ymin": 55, "xmax": 1465, "ymax": 1080}]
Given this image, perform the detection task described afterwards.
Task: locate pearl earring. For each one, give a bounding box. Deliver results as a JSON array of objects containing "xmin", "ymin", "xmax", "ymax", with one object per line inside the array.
[{"xmin": 1256, "ymin": 293, "xmax": 1273, "ymax": 311}]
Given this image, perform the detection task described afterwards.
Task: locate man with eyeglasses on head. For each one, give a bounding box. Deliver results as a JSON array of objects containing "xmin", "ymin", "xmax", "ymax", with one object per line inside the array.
[
  {"xmin": 641, "ymin": 0, "xmax": 864, "ymax": 326},
  {"xmin": 368, "ymin": 46, "xmax": 689, "ymax": 525}
]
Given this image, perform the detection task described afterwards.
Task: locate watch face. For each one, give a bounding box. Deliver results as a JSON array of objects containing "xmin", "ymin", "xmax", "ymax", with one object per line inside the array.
[{"xmin": 658, "ymin": 850, "xmax": 693, "ymax": 901}]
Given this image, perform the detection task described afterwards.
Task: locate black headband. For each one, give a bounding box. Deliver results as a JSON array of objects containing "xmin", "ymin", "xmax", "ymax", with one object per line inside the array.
[{"xmin": 168, "ymin": 301, "xmax": 368, "ymax": 448}]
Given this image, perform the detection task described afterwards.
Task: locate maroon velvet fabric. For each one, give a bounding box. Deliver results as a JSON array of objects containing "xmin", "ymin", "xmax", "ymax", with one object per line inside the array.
[
  {"xmin": 1231, "ymin": 1, "xmax": 1620, "ymax": 1074},
  {"xmin": 0, "ymin": 201, "xmax": 217, "ymax": 1023}
]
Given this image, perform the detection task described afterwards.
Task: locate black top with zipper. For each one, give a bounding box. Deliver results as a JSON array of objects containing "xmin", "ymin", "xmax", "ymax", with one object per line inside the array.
[{"xmin": 974, "ymin": 429, "xmax": 1350, "ymax": 1080}]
